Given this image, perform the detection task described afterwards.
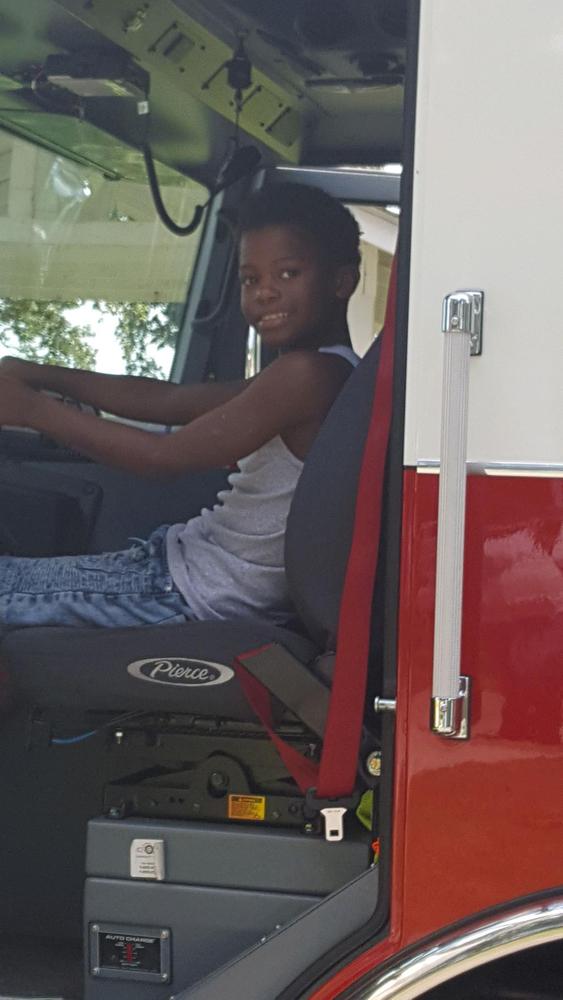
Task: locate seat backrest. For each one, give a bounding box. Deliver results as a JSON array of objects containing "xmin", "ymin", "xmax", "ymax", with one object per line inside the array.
[{"xmin": 285, "ymin": 337, "xmax": 382, "ymax": 647}]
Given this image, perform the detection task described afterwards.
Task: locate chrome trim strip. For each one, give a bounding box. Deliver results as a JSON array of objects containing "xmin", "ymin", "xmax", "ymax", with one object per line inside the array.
[
  {"xmin": 271, "ymin": 166, "xmax": 401, "ymax": 204},
  {"xmin": 351, "ymin": 897, "xmax": 563, "ymax": 999},
  {"xmin": 431, "ymin": 300, "xmax": 474, "ymax": 711},
  {"xmin": 417, "ymin": 460, "xmax": 563, "ymax": 476}
]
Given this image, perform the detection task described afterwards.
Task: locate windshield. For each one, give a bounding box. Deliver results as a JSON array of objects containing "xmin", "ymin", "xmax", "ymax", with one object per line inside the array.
[{"xmin": 0, "ymin": 132, "xmax": 207, "ymax": 378}]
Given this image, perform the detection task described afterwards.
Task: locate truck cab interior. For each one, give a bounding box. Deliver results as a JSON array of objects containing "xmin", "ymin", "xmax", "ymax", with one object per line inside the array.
[{"xmin": 0, "ymin": 2, "xmax": 410, "ymax": 997}]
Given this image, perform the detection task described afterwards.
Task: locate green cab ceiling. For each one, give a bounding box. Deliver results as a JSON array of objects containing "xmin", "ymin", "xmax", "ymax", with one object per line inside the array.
[{"xmin": 0, "ymin": 0, "xmax": 406, "ymax": 187}]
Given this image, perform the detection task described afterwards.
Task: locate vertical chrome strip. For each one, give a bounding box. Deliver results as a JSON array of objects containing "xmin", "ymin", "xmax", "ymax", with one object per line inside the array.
[{"xmin": 431, "ymin": 290, "xmax": 483, "ymax": 736}]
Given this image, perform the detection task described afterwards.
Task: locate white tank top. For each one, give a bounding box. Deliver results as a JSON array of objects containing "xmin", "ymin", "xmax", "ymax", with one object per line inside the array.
[{"xmin": 166, "ymin": 345, "xmax": 359, "ymax": 623}]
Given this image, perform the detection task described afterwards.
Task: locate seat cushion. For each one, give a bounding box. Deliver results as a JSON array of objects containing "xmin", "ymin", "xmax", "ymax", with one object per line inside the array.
[{"xmin": 0, "ymin": 620, "xmax": 318, "ymax": 719}]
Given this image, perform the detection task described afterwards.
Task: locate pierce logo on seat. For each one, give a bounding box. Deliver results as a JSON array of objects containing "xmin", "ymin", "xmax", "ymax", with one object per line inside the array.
[{"xmin": 127, "ymin": 658, "xmax": 234, "ymax": 686}]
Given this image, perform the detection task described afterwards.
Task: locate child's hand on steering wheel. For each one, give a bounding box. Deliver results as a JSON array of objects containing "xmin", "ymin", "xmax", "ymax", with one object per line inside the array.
[
  {"xmin": 0, "ymin": 356, "xmax": 40, "ymax": 385},
  {"xmin": 0, "ymin": 375, "xmax": 37, "ymax": 428}
]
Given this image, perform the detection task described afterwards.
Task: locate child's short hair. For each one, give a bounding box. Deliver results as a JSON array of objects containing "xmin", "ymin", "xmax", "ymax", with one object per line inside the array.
[{"xmin": 238, "ymin": 182, "xmax": 361, "ymax": 268}]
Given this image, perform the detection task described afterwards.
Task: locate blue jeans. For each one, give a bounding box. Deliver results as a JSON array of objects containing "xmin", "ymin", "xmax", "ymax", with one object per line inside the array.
[{"xmin": 0, "ymin": 526, "xmax": 191, "ymax": 633}]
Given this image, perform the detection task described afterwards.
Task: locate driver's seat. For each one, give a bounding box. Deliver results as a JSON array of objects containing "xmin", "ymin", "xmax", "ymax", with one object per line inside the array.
[{"xmin": 0, "ymin": 337, "xmax": 381, "ymax": 831}]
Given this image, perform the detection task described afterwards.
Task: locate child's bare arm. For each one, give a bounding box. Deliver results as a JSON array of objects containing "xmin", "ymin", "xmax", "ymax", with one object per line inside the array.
[
  {"xmin": 0, "ymin": 356, "xmax": 247, "ymax": 424},
  {"xmin": 0, "ymin": 351, "xmax": 345, "ymax": 476}
]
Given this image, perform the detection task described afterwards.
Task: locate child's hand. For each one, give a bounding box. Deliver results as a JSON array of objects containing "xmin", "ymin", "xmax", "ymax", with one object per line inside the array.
[
  {"xmin": 0, "ymin": 356, "xmax": 40, "ymax": 385},
  {"xmin": 0, "ymin": 375, "xmax": 36, "ymax": 428}
]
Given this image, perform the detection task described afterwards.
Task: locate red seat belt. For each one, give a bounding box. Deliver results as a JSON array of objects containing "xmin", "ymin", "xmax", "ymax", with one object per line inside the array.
[
  {"xmin": 235, "ymin": 659, "xmax": 321, "ymax": 791},
  {"xmin": 235, "ymin": 257, "xmax": 398, "ymax": 800}
]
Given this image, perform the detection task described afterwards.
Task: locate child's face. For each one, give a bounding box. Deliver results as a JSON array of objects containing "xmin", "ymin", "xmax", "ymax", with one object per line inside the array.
[{"xmin": 238, "ymin": 224, "xmax": 348, "ymax": 351}]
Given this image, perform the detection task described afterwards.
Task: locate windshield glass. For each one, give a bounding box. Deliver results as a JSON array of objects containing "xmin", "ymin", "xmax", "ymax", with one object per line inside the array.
[{"xmin": 0, "ymin": 132, "xmax": 206, "ymax": 378}]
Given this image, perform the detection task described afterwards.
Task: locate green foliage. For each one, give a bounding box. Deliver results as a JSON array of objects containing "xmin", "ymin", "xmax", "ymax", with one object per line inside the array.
[
  {"xmin": 0, "ymin": 298, "xmax": 180, "ymax": 377},
  {"xmin": 93, "ymin": 301, "xmax": 179, "ymax": 378},
  {"xmin": 0, "ymin": 298, "xmax": 96, "ymax": 368}
]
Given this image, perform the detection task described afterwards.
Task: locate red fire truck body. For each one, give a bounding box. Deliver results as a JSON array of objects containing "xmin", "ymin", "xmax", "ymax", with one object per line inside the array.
[{"xmin": 312, "ymin": 1, "xmax": 563, "ymax": 994}]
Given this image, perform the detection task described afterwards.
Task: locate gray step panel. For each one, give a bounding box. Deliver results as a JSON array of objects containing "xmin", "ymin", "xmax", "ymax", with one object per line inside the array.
[
  {"xmin": 86, "ymin": 817, "xmax": 371, "ymax": 896},
  {"xmin": 83, "ymin": 877, "xmax": 319, "ymax": 999},
  {"xmin": 176, "ymin": 865, "xmax": 380, "ymax": 999}
]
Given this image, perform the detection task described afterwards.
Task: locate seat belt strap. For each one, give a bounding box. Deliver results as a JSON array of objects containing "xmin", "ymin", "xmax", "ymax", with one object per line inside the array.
[
  {"xmin": 235, "ymin": 659, "xmax": 319, "ymax": 793},
  {"xmin": 316, "ymin": 259, "xmax": 397, "ymax": 798},
  {"xmin": 235, "ymin": 643, "xmax": 330, "ymax": 738}
]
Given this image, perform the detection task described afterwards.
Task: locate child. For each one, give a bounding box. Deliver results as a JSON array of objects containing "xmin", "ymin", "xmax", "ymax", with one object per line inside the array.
[{"xmin": 0, "ymin": 183, "xmax": 361, "ymax": 631}]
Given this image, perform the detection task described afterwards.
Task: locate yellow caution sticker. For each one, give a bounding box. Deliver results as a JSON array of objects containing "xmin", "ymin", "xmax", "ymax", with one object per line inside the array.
[{"xmin": 228, "ymin": 794, "xmax": 266, "ymax": 822}]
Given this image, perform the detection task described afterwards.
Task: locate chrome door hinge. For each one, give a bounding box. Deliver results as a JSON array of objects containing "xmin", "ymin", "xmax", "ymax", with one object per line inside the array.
[
  {"xmin": 431, "ymin": 675, "xmax": 471, "ymax": 739},
  {"xmin": 442, "ymin": 290, "xmax": 483, "ymax": 355}
]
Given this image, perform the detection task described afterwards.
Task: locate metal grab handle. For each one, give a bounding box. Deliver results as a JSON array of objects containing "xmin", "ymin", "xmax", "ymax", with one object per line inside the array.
[{"xmin": 431, "ymin": 290, "xmax": 483, "ymax": 738}]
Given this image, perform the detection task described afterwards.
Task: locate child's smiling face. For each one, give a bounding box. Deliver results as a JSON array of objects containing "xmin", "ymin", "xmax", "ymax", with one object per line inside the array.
[{"xmin": 238, "ymin": 224, "xmax": 352, "ymax": 351}]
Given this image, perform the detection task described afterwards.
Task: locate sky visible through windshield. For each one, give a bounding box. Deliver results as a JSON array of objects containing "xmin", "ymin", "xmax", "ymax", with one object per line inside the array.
[{"xmin": 64, "ymin": 302, "xmax": 174, "ymax": 377}]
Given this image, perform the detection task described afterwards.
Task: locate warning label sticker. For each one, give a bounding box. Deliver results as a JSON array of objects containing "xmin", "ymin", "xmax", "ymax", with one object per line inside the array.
[{"xmin": 228, "ymin": 794, "xmax": 266, "ymax": 821}]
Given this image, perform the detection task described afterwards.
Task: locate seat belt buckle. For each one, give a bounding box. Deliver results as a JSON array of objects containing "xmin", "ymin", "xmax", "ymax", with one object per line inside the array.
[
  {"xmin": 320, "ymin": 806, "xmax": 347, "ymax": 842},
  {"xmin": 305, "ymin": 788, "xmax": 360, "ymax": 843}
]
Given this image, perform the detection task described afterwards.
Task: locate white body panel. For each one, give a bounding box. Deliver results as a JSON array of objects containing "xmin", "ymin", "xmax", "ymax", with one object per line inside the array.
[{"xmin": 404, "ymin": 0, "xmax": 563, "ymax": 468}]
